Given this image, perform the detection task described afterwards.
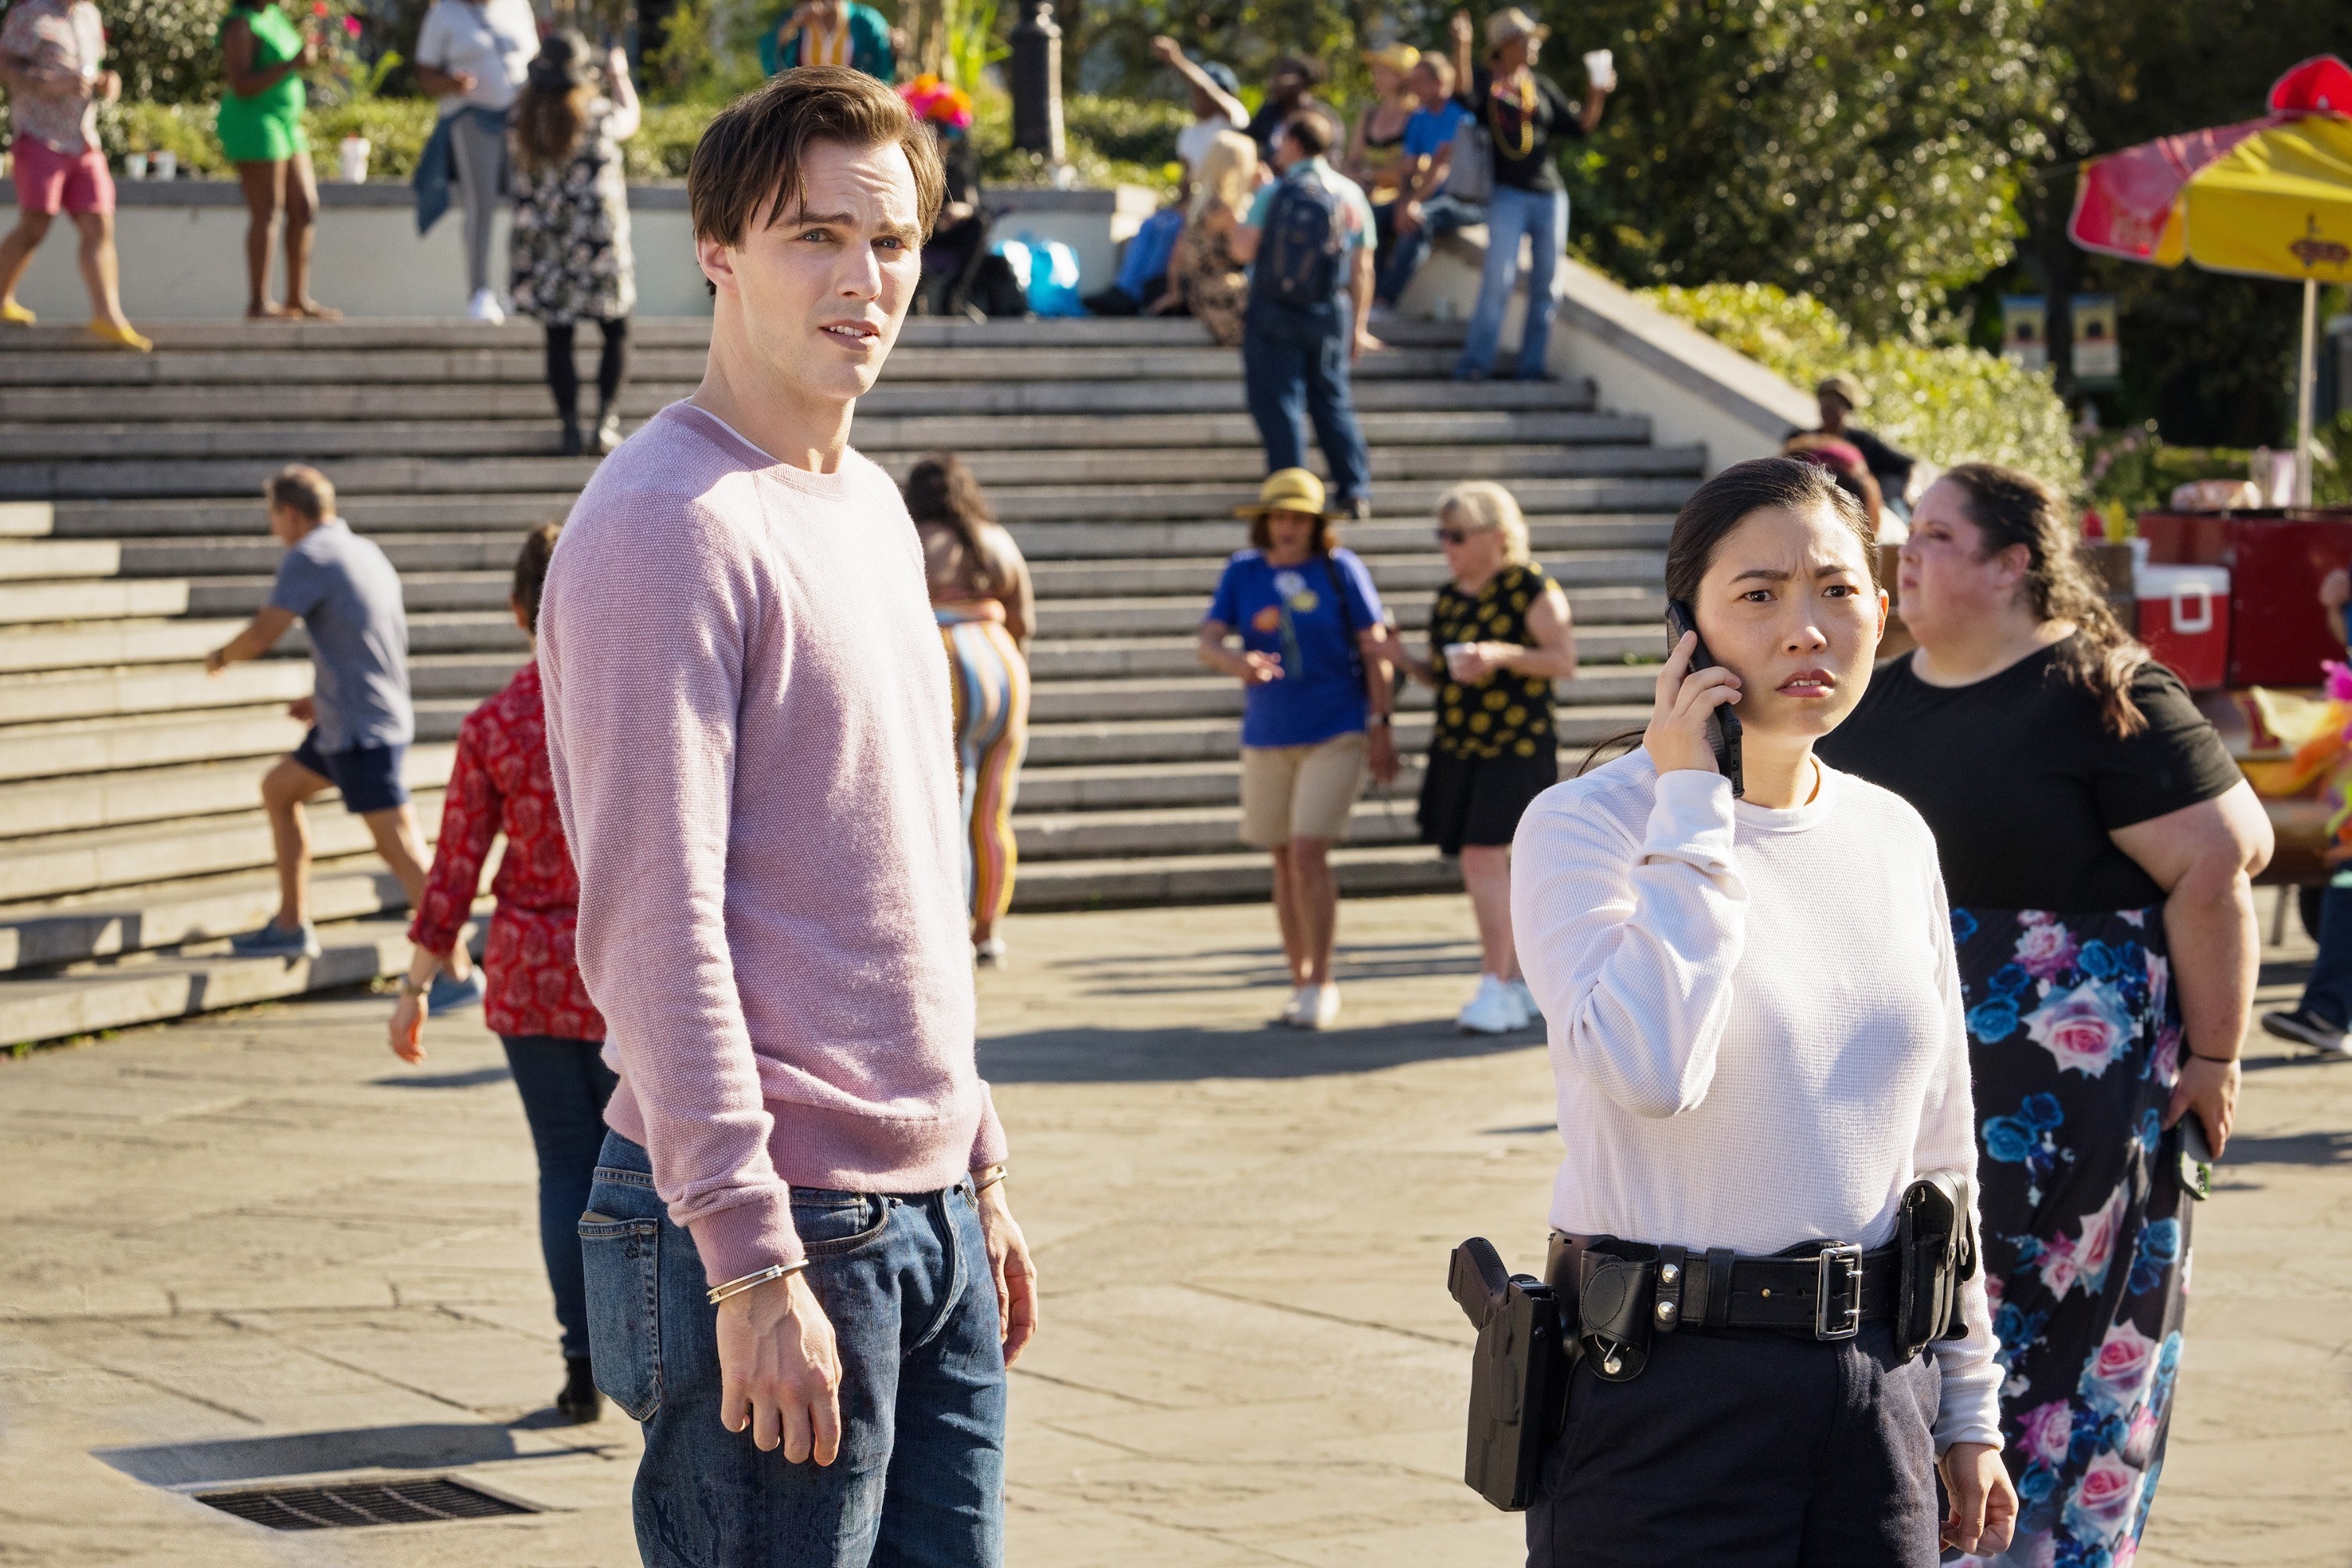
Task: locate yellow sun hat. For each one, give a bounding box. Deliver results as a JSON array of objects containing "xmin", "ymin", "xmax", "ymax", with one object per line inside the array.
[{"xmin": 1234, "ymin": 467, "xmax": 1340, "ymax": 520}]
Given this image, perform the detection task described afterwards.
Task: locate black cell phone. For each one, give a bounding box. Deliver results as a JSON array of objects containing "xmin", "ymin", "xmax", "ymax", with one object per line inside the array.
[{"xmin": 1664, "ymin": 600, "xmax": 1744, "ymax": 798}]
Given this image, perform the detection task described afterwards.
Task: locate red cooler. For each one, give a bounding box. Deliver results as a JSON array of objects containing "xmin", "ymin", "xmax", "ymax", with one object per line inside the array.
[
  {"xmin": 2138, "ymin": 510, "xmax": 2352, "ymax": 687},
  {"xmin": 2136, "ymin": 564, "xmax": 2230, "ymax": 689}
]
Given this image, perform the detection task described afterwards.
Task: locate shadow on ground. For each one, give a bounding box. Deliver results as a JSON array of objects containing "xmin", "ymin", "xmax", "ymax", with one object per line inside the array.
[
  {"xmin": 980, "ymin": 1017, "xmax": 1541, "ymax": 1083},
  {"xmin": 93, "ymin": 1420, "xmax": 615, "ymax": 1489}
]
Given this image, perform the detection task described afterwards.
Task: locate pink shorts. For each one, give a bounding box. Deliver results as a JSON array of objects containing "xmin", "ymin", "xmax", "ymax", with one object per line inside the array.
[{"xmin": 12, "ymin": 137, "xmax": 114, "ymax": 216}]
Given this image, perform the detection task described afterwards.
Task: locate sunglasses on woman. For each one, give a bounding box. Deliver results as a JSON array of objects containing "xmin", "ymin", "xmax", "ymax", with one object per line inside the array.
[{"xmin": 1436, "ymin": 528, "xmax": 1475, "ymax": 545}]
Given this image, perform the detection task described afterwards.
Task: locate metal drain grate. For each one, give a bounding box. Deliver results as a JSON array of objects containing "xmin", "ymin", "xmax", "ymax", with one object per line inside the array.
[{"xmin": 194, "ymin": 1476, "xmax": 536, "ymax": 1530}]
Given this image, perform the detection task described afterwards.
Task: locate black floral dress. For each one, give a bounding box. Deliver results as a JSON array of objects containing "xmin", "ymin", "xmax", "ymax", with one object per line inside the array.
[
  {"xmin": 1951, "ymin": 905, "xmax": 2191, "ymax": 1566},
  {"xmin": 510, "ymin": 100, "xmax": 635, "ymax": 325},
  {"xmin": 1428, "ymin": 561, "xmax": 1557, "ymax": 761}
]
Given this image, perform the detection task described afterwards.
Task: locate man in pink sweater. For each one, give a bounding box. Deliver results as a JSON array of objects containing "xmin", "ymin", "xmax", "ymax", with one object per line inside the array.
[{"xmin": 539, "ymin": 68, "xmax": 1037, "ymax": 1566}]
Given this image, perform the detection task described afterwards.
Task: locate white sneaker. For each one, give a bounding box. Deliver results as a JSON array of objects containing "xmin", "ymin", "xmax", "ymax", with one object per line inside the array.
[
  {"xmin": 1299, "ymin": 983, "xmax": 1341, "ymax": 1031},
  {"xmin": 974, "ymin": 937, "xmax": 1007, "ymax": 968},
  {"xmin": 1274, "ymin": 986, "xmax": 1309, "ymax": 1027},
  {"xmin": 466, "ymin": 289, "xmax": 506, "ymax": 325},
  {"xmin": 1458, "ymin": 974, "xmax": 1526, "ymax": 1035},
  {"xmin": 1508, "ymin": 978, "xmax": 1540, "ymax": 1026}
]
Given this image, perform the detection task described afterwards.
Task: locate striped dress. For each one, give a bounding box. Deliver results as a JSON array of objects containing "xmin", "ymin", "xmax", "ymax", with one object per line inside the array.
[{"xmin": 920, "ymin": 520, "xmax": 1034, "ymax": 933}]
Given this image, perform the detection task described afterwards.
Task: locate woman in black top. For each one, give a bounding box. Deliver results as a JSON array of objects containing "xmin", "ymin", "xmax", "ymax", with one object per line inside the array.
[
  {"xmin": 1446, "ymin": 6, "xmax": 1609, "ymax": 381},
  {"xmin": 1817, "ymin": 463, "xmax": 2270, "ymax": 1568}
]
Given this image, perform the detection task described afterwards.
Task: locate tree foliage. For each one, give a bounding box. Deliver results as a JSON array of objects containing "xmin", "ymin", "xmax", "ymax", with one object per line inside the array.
[
  {"xmin": 1550, "ymin": 0, "xmax": 2060, "ymax": 339},
  {"xmin": 95, "ymin": 0, "xmax": 230, "ymax": 103}
]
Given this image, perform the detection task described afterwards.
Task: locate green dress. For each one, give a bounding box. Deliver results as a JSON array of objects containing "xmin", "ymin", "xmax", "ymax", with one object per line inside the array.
[{"xmin": 215, "ymin": 4, "xmax": 309, "ymax": 164}]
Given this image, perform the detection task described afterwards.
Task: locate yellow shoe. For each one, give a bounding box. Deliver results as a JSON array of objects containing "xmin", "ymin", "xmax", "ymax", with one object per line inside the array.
[
  {"xmin": 88, "ymin": 318, "xmax": 153, "ymax": 352},
  {"xmin": 0, "ymin": 299, "xmax": 33, "ymax": 325}
]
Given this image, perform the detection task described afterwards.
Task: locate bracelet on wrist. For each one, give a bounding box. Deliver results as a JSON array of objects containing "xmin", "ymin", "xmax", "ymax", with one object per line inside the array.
[
  {"xmin": 2186, "ymin": 1048, "xmax": 2238, "ymax": 1064},
  {"xmin": 972, "ymin": 1163, "xmax": 1007, "ymax": 1195},
  {"xmin": 707, "ymin": 1261, "xmax": 808, "ymax": 1306}
]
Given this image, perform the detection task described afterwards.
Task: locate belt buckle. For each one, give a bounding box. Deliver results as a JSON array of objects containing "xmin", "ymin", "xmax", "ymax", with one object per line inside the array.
[{"xmin": 1814, "ymin": 1243, "xmax": 1864, "ymax": 1341}]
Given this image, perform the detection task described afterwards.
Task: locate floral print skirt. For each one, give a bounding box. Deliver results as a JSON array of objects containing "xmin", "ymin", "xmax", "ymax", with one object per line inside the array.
[{"xmin": 1951, "ymin": 904, "xmax": 2193, "ymax": 1567}]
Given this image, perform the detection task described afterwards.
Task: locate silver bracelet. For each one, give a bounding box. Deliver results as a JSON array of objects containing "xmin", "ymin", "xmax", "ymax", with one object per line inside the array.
[
  {"xmin": 972, "ymin": 1163, "xmax": 1007, "ymax": 1195},
  {"xmin": 706, "ymin": 1261, "xmax": 807, "ymax": 1306}
]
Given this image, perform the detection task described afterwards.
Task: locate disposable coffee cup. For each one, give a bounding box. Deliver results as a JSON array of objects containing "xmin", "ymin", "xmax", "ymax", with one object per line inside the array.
[
  {"xmin": 153, "ymin": 149, "xmax": 179, "ymax": 180},
  {"xmin": 125, "ymin": 151, "xmax": 149, "ymax": 180},
  {"xmin": 339, "ymin": 136, "xmax": 372, "ymax": 183},
  {"xmin": 1444, "ymin": 642, "xmax": 1479, "ymax": 681},
  {"xmin": 1583, "ymin": 48, "xmax": 1616, "ymax": 91}
]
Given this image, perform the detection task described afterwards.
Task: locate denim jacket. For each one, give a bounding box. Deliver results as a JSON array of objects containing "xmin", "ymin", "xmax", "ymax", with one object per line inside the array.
[{"xmin": 412, "ymin": 104, "xmax": 510, "ymax": 235}]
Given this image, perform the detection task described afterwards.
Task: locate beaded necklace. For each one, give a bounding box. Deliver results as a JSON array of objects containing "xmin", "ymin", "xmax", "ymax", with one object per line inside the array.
[{"xmin": 1488, "ymin": 70, "xmax": 1537, "ymax": 158}]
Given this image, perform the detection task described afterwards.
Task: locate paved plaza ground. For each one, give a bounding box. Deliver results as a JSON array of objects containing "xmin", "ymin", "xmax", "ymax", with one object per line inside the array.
[{"xmin": 2, "ymin": 894, "xmax": 2347, "ymax": 1566}]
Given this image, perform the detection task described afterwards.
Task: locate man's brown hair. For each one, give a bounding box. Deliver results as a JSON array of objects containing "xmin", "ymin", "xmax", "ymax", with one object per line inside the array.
[
  {"xmin": 512, "ymin": 520, "xmax": 562, "ymax": 635},
  {"xmin": 1281, "ymin": 111, "xmax": 1334, "ymax": 160},
  {"xmin": 267, "ymin": 463, "xmax": 334, "ymax": 521},
  {"xmin": 688, "ymin": 66, "xmax": 946, "ymax": 270}
]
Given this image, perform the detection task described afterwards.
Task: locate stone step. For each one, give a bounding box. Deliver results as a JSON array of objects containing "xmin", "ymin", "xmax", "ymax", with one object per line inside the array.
[
  {"xmin": 1033, "ymin": 626, "xmax": 1661, "ymax": 681},
  {"xmin": 1027, "ymin": 550, "xmax": 1663, "ymax": 597},
  {"xmin": 0, "ymin": 314, "xmax": 1465, "ymax": 354},
  {"xmin": 0, "ymin": 500, "xmax": 56, "ymax": 536},
  {"xmin": 0, "ymin": 539, "xmax": 118, "ymax": 580},
  {"xmin": 0, "ymin": 657, "xmax": 308, "ymax": 726},
  {"xmin": 0, "ymin": 744, "xmax": 456, "ymax": 841},
  {"xmin": 1012, "ymin": 842, "xmax": 1457, "ymax": 910},
  {"xmin": 0, "ymin": 616, "xmax": 239, "ymax": 674},
  {"xmin": 0, "ymin": 854, "xmax": 407, "ymax": 973},
  {"xmin": 0, "ymin": 786, "xmax": 448, "ymax": 905},
  {"xmin": 1018, "ymin": 704, "xmax": 1649, "ymax": 767},
  {"xmin": 0, "ymin": 912, "xmax": 416, "ymax": 1047},
  {"xmin": 2, "ymin": 375, "xmax": 1599, "ymax": 425},
  {"xmin": 1014, "ymin": 797, "xmax": 1425, "ymax": 863},
  {"xmin": 0, "ymin": 576, "xmax": 186, "ymax": 626},
  {"xmin": 0, "ymin": 343, "xmax": 1470, "ymax": 391},
  {"xmin": 0, "ymin": 440, "xmax": 1705, "ymax": 502},
  {"xmin": 0, "ymin": 408, "xmax": 1653, "ymax": 463},
  {"xmin": 1, "ymin": 702, "xmax": 305, "ymax": 782}
]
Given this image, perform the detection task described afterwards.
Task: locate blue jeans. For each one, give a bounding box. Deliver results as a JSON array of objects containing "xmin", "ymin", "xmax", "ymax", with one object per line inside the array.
[
  {"xmin": 1458, "ymin": 184, "xmax": 1569, "ymax": 379},
  {"xmin": 500, "ymin": 1034, "xmax": 618, "ymax": 1361},
  {"xmin": 1241, "ymin": 297, "xmax": 1373, "ymax": 506},
  {"xmin": 581, "ymin": 1132, "xmax": 1007, "ymax": 1568},
  {"xmin": 1376, "ymin": 194, "xmax": 1483, "ymax": 307},
  {"xmin": 2299, "ymin": 880, "xmax": 2352, "ymax": 1028}
]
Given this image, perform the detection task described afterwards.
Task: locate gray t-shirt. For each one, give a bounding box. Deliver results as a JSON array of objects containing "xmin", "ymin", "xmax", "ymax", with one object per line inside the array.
[
  {"xmin": 267, "ymin": 518, "xmax": 413, "ymax": 751},
  {"xmin": 416, "ymin": 0, "xmax": 539, "ymax": 116}
]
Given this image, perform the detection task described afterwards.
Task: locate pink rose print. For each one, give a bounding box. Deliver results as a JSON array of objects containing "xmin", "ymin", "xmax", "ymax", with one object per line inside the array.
[
  {"xmin": 2017, "ymin": 1399, "xmax": 2072, "ymax": 1468},
  {"xmin": 2037, "ymin": 1230, "xmax": 2080, "ymax": 1297},
  {"xmin": 2079, "ymin": 1318, "xmax": 2160, "ymax": 1417},
  {"xmin": 1984, "ymin": 1272, "xmax": 2005, "ymax": 1308},
  {"xmin": 2062, "ymin": 1451, "xmax": 2143, "ymax": 1542},
  {"xmin": 2122, "ymin": 1403, "xmax": 2161, "ymax": 1467},
  {"xmin": 2112, "ymin": 1540, "xmax": 2139, "ymax": 1568},
  {"xmin": 2015, "ymin": 919, "xmax": 2080, "ymax": 979},
  {"xmin": 2153, "ymin": 1024, "xmax": 2183, "ymax": 1089},
  {"xmin": 2024, "ymin": 981, "xmax": 2133, "ymax": 1076},
  {"xmin": 2074, "ymin": 1186, "xmax": 2128, "ymax": 1295},
  {"xmin": 2144, "ymin": 949, "xmax": 2169, "ymax": 1021}
]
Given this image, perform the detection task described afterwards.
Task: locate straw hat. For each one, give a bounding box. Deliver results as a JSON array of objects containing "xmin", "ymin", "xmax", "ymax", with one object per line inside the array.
[
  {"xmin": 1235, "ymin": 468, "xmax": 1341, "ymax": 520},
  {"xmin": 1484, "ymin": 8, "xmax": 1550, "ymax": 52},
  {"xmin": 1363, "ymin": 42, "xmax": 1421, "ymax": 74},
  {"xmin": 1815, "ymin": 372, "xmax": 1868, "ymax": 409}
]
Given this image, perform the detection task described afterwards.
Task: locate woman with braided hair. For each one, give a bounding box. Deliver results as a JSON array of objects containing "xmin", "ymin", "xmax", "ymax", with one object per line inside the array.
[{"xmin": 1819, "ymin": 463, "xmax": 2271, "ymax": 1564}]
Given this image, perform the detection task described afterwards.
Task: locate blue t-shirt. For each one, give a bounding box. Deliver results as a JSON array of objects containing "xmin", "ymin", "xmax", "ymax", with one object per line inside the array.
[
  {"xmin": 1205, "ymin": 547, "xmax": 1384, "ymax": 749},
  {"xmin": 1402, "ymin": 100, "xmax": 1472, "ymax": 158},
  {"xmin": 267, "ymin": 518, "xmax": 413, "ymax": 752}
]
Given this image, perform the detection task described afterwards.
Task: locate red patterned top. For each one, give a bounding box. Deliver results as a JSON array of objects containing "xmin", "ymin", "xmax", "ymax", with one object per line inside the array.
[{"xmin": 409, "ymin": 662, "xmax": 606, "ymax": 1040}]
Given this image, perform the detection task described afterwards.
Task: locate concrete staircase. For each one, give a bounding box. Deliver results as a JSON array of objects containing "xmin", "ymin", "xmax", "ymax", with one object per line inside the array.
[{"xmin": 0, "ymin": 316, "xmax": 1695, "ymax": 1045}]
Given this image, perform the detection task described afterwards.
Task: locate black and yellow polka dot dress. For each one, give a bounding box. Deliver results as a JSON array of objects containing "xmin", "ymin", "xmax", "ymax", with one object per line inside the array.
[{"xmin": 1417, "ymin": 561, "xmax": 1565, "ymax": 854}]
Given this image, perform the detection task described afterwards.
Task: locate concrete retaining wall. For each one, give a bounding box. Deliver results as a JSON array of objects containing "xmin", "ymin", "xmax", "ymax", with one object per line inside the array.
[{"xmin": 1, "ymin": 178, "xmax": 1156, "ymax": 322}]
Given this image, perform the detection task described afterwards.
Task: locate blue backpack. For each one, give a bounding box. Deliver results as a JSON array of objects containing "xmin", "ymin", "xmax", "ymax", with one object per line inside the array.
[{"xmin": 1256, "ymin": 170, "xmax": 1348, "ymax": 307}]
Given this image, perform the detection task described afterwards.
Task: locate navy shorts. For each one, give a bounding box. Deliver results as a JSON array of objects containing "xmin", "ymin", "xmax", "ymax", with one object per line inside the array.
[{"xmin": 290, "ymin": 729, "xmax": 410, "ymax": 815}]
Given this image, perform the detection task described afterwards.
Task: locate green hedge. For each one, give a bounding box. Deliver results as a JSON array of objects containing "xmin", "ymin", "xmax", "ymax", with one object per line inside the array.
[{"xmin": 1642, "ymin": 282, "xmax": 2084, "ymax": 497}]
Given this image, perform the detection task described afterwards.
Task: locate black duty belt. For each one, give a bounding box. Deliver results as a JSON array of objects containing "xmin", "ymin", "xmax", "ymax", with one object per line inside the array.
[{"xmin": 1547, "ymin": 1231, "xmax": 1898, "ymax": 1342}]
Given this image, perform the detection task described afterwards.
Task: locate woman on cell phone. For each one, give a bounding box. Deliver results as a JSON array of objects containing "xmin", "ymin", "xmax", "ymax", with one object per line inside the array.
[
  {"xmin": 1511, "ymin": 457, "xmax": 2015, "ymax": 1562},
  {"xmin": 1817, "ymin": 464, "xmax": 2268, "ymax": 1566}
]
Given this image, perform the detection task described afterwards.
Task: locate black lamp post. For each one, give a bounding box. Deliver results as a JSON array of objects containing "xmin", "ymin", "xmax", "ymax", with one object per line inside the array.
[{"xmin": 1008, "ymin": 0, "xmax": 1065, "ymax": 165}]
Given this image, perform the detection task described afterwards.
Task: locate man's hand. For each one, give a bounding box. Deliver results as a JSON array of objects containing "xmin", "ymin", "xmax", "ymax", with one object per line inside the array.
[
  {"xmin": 975, "ymin": 1179, "xmax": 1039, "ymax": 1365},
  {"xmin": 1149, "ymin": 34, "xmax": 1185, "ymax": 67},
  {"xmin": 717, "ymin": 1270, "xmax": 842, "ymax": 1463},
  {"xmin": 288, "ymin": 695, "xmax": 317, "ymax": 724},
  {"xmin": 447, "ymin": 67, "xmax": 477, "ymax": 95},
  {"xmin": 1449, "ymin": 9, "xmax": 1474, "ymax": 46},
  {"xmin": 1236, "ymin": 650, "xmax": 1283, "ymax": 685},
  {"xmin": 389, "ymin": 989, "xmax": 425, "ymax": 1063},
  {"xmin": 1367, "ymin": 724, "xmax": 1399, "ymax": 784},
  {"xmin": 2165, "ymin": 1051, "xmax": 2239, "ymax": 1156},
  {"xmin": 1353, "ymin": 328, "xmax": 1385, "ymax": 362},
  {"xmin": 1938, "ymin": 1443, "xmax": 2018, "ymax": 1555}
]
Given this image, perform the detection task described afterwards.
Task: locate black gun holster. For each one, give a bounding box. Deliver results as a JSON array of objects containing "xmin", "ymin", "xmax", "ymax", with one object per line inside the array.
[
  {"xmin": 1448, "ymin": 1237, "xmax": 1571, "ymax": 1512},
  {"xmin": 1896, "ymin": 1171, "xmax": 1980, "ymax": 1360},
  {"xmin": 1544, "ymin": 1232, "xmax": 1661, "ymax": 1383}
]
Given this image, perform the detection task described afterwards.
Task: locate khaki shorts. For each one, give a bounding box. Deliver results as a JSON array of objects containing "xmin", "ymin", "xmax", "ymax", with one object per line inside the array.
[{"xmin": 1240, "ymin": 731, "xmax": 1370, "ymax": 848}]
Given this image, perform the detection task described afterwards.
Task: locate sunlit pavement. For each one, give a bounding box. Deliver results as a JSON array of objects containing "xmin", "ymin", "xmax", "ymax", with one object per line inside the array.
[{"xmin": 2, "ymin": 895, "xmax": 2344, "ymax": 1565}]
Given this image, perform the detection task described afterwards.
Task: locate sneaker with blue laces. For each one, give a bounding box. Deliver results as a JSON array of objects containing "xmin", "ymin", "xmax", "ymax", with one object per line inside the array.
[
  {"xmin": 229, "ymin": 920, "xmax": 321, "ymax": 959},
  {"xmin": 426, "ymin": 971, "xmax": 486, "ymax": 1017}
]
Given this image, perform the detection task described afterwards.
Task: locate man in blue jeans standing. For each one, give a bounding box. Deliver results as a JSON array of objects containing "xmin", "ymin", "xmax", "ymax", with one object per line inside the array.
[{"xmin": 1233, "ymin": 112, "xmax": 1380, "ymax": 521}]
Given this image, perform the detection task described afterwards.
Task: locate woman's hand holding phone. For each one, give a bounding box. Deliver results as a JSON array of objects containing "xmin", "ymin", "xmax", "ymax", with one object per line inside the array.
[{"xmin": 1645, "ymin": 630, "xmax": 1740, "ymax": 778}]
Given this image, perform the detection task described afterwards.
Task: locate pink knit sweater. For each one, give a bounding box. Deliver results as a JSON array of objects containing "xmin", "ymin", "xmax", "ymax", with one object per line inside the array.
[{"xmin": 540, "ymin": 402, "xmax": 1008, "ymax": 1284}]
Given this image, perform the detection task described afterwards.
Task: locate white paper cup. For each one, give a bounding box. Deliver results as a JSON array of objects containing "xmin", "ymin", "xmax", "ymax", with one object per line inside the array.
[
  {"xmin": 338, "ymin": 136, "xmax": 372, "ymax": 183},
  {"xmin": 1444, "ymin": 642, "xmax": 1479, "ymax": 681},
  {"xmin": 152, "ymin": 150, "xmax": 179, "ymax": 180},
  {"xmin": 1583, "ymin": 49, "xmax": 1616, "ymax": 90},
  {"xmin": 125, "ymin": 151, "xmax": 149, "ymax": 180}
]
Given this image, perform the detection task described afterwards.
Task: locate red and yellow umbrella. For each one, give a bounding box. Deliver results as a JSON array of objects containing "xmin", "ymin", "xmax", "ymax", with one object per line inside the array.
[{"xmin": 2069, "ymin": 56, "xmax": 2352, "ymax": 499}]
